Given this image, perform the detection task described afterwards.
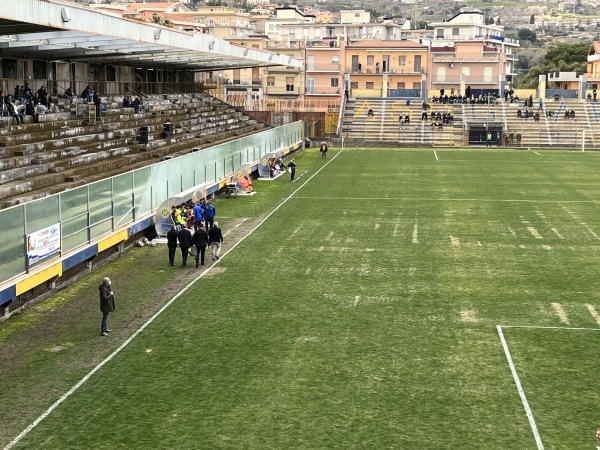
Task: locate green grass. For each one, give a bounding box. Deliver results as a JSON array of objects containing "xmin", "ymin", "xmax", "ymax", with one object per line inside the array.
[{"xmin": 4, "ymin": 147, "xmax": 600, "ymax": 449}]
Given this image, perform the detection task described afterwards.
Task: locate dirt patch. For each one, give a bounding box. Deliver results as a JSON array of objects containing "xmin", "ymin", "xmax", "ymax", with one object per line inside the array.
[{"xmin": 204, "ymin": 267, "xmax": 227, "ymax": 277}]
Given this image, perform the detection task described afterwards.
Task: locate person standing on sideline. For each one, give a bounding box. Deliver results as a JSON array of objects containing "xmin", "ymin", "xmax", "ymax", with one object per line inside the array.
[
  {"xmin": 208, "ymin": 221, "xmax": 224, "ymax": 260},
  {"xmin": 178, "ymin": 226, "xmax": 193, "ymax": 268},
  {"xmin": 99, "ymin": 277, "xmax": 115, "ymax": 336},
  {"xmin": 204, "ymin": 201, "xmax": 216, "ymax": 231},
  {"xmin": 486, "ymin": 131, "xmax": 492, "ymax": 147},
  {"xmin": 320, "ymin": 142, "xmax": 328, "ymax": 159},
  {"xmin": 288, "ymin": 158, "xmax": 297, "ymax": 182},
  {"xmin": 193, "ymin": 201, "xmax": 204, "ymax": 231},
  {"xmin": 192, "ymin": 224, "xmax": 209, "ymax": 267},
  {"xmin": 166, "ymin": 225, "xmax": 179, "ymax": 266},
  {"xmin": 496, "ymin": 131, "xmax": 501, "ymax": 147}
]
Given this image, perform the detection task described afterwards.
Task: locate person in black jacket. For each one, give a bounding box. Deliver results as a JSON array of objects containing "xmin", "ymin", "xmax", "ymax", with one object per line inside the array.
[
  {"xmin": 288, "ymin": 158, "xmax": 296, "ymax": 182},
  {"xmin": 192, "ymin": 224, "xmax": 209, "ymax": 267},
  {"xmin": 177, "ymin": 227, "xmax": 193, "ymax": 268},
  {"xmin": 99, "ymin": 277, "xmax": 115, "ymax": 336},
  {"xmin": 166, "ymin": 225, "xmax": 179, "ymax": 266},
  {"xmin": 208, "ymin": 221, "xmax": 224, "ymax": 260},
  {"xmin": 93, "ymin": 90, "xmax": 101, "ymax": 119}
]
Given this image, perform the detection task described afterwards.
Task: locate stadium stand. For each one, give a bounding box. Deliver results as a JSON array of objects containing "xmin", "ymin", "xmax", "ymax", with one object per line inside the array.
[{"xmin": 0, "ymin": 93, "xmax": 268, "ymax": 208}]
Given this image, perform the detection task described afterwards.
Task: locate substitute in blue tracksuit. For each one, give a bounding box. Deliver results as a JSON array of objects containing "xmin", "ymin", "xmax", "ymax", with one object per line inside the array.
[
  {"xmin": 193, "ymin": 202, "xmax": 204, "ymax": 231},
  {"xmin": 204, "ymin": 201, "xmax": 216, "ymax": 231}
]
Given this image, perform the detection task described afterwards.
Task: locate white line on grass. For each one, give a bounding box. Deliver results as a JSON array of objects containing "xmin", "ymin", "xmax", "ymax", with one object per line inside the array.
[
  {"xmin": 551, "ymin": 303, "xmax": 570, "ymax": 325},
  {"xmin": 433, "ymin": 150, "xmax": 439, "ymax": 161},
  {"xmin": 412, "ymin": 221, "xmax": 419, "ymax": 244},
  {"xmin": 496, "ymin": 325, "xmax": 544, "ymax": 450},
  {"xmin": 292, "ymin": 196, "xmax": 600, "ymax": 204},
  {"xmin": 500, "ymin": 325, "xmax": 600, "ymax": 331},
  {"xmin": 534, "ymin": 152, "xmax": 541, "ymax": 156},
  {"xmin": 585, "ymin": 304, "xmax": 600, "ymax": 326},
  {"xmin": 551, "ymin": 228, "xmax": 564, "ymax": 239},
  {"xmin": 3, "ymin": 149, "xmax": 346, "ymax": 450}
]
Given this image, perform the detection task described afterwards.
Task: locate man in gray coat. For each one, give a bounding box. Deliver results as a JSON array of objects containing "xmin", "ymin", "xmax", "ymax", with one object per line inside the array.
[{"xmin": 99, "ymin": 277, "xmax": 115, "ymax": 336}]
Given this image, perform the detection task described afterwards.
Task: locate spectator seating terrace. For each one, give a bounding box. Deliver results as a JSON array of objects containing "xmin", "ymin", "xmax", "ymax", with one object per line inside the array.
[{"xmin": 0, "ymin": 93, "xmax": 268, "ymax": 208}]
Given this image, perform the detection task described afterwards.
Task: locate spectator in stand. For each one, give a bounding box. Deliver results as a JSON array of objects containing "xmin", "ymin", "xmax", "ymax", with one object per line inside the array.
[
  {"xmin": 92, "ymin": 90, "xmax": 101, "ymax": 120},
  {"xmin": 81, "ymin": 85, "xmax": 93, "ymax": 101},
  {"xmin": 123, "ymin": 95, "xmax": 132, "ymax": 108},
  {"xmin": 64, "ymin": 87, "xmax": 73, "ymax": 101},
  {"xmin": 594, "ymin": 87, "xmax": 597, "ymax": 102},
  {"xmin": 6, "ymin": 96, "xmax": 24, "ymax": 124},
  {"xmin": 37, "ymin": 86, "xmax": 50, "ymax": 108},
  {"xmin": 192, "ymin": 224, "xmax": 209, "ymax": 267},
  {"xmin": 132, "ymin": 97, "xmax": 142, "ymax": 113},
  {"xmin": 516, "ymin": 133, "xmax": 522, "ymax": 146},
  {"xmin": 204, "ymin": 201, "xmax": 216, "ymax": 231},
  {"xmin": 14, "ymin": 85, "xmax": 22, "ymax": 101},
  {"xmin": 21, "ymin": 84, "xmax": 32, "ymax": 101},
  {"xmin": 25, "ymin": 99, "xmax": 38, "ymax": 123},
  {"xmin": 208, "ymin": 221, "xmax": 224, "ymax": 260},
  {"xmin": 534, "ymin": 112, "xmax": 540, "ymax": 122}
]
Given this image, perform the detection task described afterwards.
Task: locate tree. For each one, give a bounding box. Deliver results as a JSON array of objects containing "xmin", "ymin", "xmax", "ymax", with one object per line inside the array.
[
  {"xmin": 530, "ymin": 14, "xmax": 535, "ymax": 25},
  {"xmin": 519, "ymin": 43, "xmax": 590, "ymax": 88},
  {"xmin": 518, "ymin": 28, "xmax": 537, "ymax": 44}
]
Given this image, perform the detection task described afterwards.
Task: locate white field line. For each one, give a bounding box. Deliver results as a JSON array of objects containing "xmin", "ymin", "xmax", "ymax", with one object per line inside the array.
[
  {"xmin": 551, "ymin": 228, "xmax": 564, "ymax": 239},
  {"xmin": 585, "ymin": 304, "xmax": 600, "ymax": 326},
  {"xmin": 508, "ymin": 226, "xmax": 517, "ymax": 237},
  {"xmin": 541, "ymin": 245, "xmax": 553, "ymax": 250},
  {"xmin": 374, "ymin": 223, "xmax": 380, "ymax": 230},
  {"xmin": 2, "ymin": 149, "xmax": 346, "ymax": 450},
  {"xmin": 527, "ymin": 227, "xmax": 543, "ymax": 239},
  {"xmin": 534, "ymin": 151, "xmax": 541, "ymax": 156},
  {"xmin": 496, "ymin": 326, "xmax": 544, "ymax": 450},
  {"xmin": 223, "ymin": 218, "xmax": 249, "ymax": 236},
  {"xmin": 586, "ymin": 226, "xmax": 600, "ymax": 240},
  {"xmin": 393, "ymin": 222, "xmax": 400, "ymax": 237},
  {"xmin": 450, "ymin": 236, "xmax": 460, "ymax": 246},
  {"xmin": 499, "ymin": 325, "xmax": 600, "ymax": 331},
  {"xmin": 551, "ymin": 303, "xmax": 570, "ymax": 325},
  {"xmin": 292, "ymin": 196, "xmax": 600, "ymax": 204},
  {"xmin": 325, "ymin": 231, "xmax": 334, "ymax": 241},
  {"xmin": 412, "ymin": 222, "xmax": 419, "ymax": 244},
  {"xmin": 291, "ymin": 224, "xmax": 303, "ymax": 236},
  {"xmin": 295, "ymin": 170, "xmax": 309, "ymax": 181},
  {"xmin": 433, "ymin": 150, "xmax": 439, "ymax": 161}
]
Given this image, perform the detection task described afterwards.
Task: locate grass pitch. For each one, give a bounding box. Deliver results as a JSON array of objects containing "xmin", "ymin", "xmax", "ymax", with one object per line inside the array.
[{"xmin": 4, "ymin": 147, "xmax": 600, "ymax": 449}]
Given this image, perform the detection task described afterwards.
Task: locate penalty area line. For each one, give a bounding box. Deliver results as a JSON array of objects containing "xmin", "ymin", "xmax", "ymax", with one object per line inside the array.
[
  {"xmin": 3, "ymin": 149, "xmax": 345, "ymax": 450},
  {"xmin": 497, "ymin": 325, "xmax": 544, "ymax": 450}
]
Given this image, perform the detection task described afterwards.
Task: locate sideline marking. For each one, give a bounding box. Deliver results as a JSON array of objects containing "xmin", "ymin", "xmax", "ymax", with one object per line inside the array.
[
  {"xmin": 551, "ymin": 228, "xmax": 564, "ymax": 239},
  {"xmin": 293, "ymin": 196, "xmax": 600, "ymax": 204},
  {"xmin": 500, "ymin": 325, "xmax": 600, "ymax": 331},
  {"xmin": 393, "ymin": 222, "xmax": 400, "ymax": 237},
  {"xmin": 508, "ymin": 226, "xmax": 517, "ymax": 237},
  {"xmin": 497, "ymin": 325, "xmax": 544, "ymax": 450},
  {"xmin": 433, "ymin": 150, "xmax": 439, "ymax": 161},
  {"xmin": 534, "ymin": 152, "xmax": 541, "ymax": 156},
  {"xmin": 3, "ymin": 148, "xmax": 346, "ymax": 450},
  {"xmin": 527, "ymin": 227, "xmax": 543, "ymax": 239}
]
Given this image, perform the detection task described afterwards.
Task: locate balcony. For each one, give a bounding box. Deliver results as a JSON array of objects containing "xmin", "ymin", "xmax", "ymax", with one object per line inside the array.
[
  {"xmin": 306, "ymin": 64, "xmax": 341, "ymax": 72},
  {"xmin": 265, "ymin": 66, "xmax": 302, "ymax": 74},
  {"xmin": 265, "ymin": 87, "xmax": 301, "ymax": 95},
  {"xmin": 306, "ymin": 87, "xmax": 341, "ymax": 96}
]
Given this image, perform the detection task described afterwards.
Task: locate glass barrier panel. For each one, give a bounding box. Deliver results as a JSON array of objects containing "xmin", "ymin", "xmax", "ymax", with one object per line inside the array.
[
  {"xmin": 113, "ymin": 172, "xmax": 134, "ymax": 228},
  {"xmin": 133, "ymin": 167, "xmax": 152, "ymax": 218},
  {"xmin": 89, "ymin": 179, "xmax": 113, "ymax": 227},
  {"xmin": 90, "ymin": 218, "xmax": 113, "ymax": 241},
  {"xmin": 62, "ymin": 229, "xmax": 88, "ymax": 253},
  {"xmin": 25, "ymin": 196, "xmax": 59, "ymax": 235},
  {"xmin": 0, "ymin": 206, "xmax": 26, "ymax": 281}
]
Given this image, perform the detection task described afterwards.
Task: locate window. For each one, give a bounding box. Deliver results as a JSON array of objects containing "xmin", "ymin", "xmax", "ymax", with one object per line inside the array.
[
  {"xmin": 267, "ymin": 77, "xmax": 275, "ymax": 87},
  {"xmin": 437, "ymin": 66, "xmax": 446, "ymax": 82},
  {"xmin": 483, "ymin": 66, "xmax": 493, "ymax": 83},
  {"xmin": 331, "ymin": 55, "xmax": 340, "ymax": 65},
  {"xmin": 2, "ymin": 59, "xmax": 18, "ymax": 78},
  {"xmin": 436, "ymin": 29, "xmax": 444, "ymax": 38},
  {"xmin": 286, "ymin": 77, "xmax": 294, "ymax": 92},
  {"xmin": 331, "ymin": 78, "xmax": 339, "ymax": 87},
  {"xmin": 366, "ymin": 82, "xmax": 374, "ymax": 89},
  {"xmin": 412, "ymin": 82, "xmax": 420, "ymax": 89},
  {"xmin": 366, "ymin": 27, "xmax": 373, "ymax": 36},
  {"xmin": 350, "ymin": 81, "xmax": 358, "ymax": 89},
  {"xmin": 396, "ymin": 82, "xmax": 406, "ymax": 89},
  {"xmin": 307, "ymin": 78, "xmax": 315, "ymax": 94},
  {"xmin": 32, "ymin": 60, "xmax": 47, "ymax": 80},
  {"xmin": 306, "ymin": 55, "xmax": 316, "ymax": 71},
  {"xmin": 452, "ymin": 27, "xmax": 459, "ymax": 36},
  {"xmin": 221, "ymin": 18, "xmax": 227, "ymax": 26},
  {"xmin": 461, "ymin": 66, "xmax": 470, "ymax": 77},
  {"xmin": 367, "ymin": 55, "xmax": 374, "ymax": 66},
  {"xmin": 398, "ymin": 55, "xmax": 406, "ymax": 66},
  {"xmin": 355, "ymin": 12, "xmax": 360, "ymax": 17}
]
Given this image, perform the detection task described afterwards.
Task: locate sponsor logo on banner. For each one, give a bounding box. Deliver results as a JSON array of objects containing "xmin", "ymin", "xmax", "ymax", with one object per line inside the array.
[{"xmin": 27, "ymin": 223, "xmax": 61, "ymax": 265}]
